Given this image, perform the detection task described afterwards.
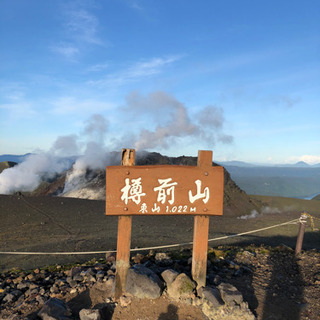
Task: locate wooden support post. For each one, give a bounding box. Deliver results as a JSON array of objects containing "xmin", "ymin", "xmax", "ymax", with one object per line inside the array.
[
  {"xmin": 115, "ymin": 148, "xmax": 135, "ymax": 299},
  {"xmin": 295, "ymin": 213, "xmax": 307, "ymax": 255},
  {"xmin": 192, "ymin": 150, "xmax": 212, "ymax": 289}
]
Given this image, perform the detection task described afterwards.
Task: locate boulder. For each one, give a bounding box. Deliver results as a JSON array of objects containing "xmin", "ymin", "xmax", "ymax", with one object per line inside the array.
[
  {"xmin": 201, "ymin": 301, "xmax": 256, "ymax": 320},
  {"xmin": 198, "ymin": 286, "xmax": 224, "ymax": 308},
  {"xmin": 89, "ymin": 277, "xmax": 115, "ymax": 305},
  {"xmin": 217, "ymin": 283, "xmax": 243, "ymax": 305},
  {"xmin": 38, "ymin": 298, "xmax": 72, "ymax": 320},
  {"xmin": 126, "ymin": 265, "xmax": 163, "ymax": 299},
  {"xmin": 161, "ymin": 269, "xmax": 179, "ymax": 286},
  {"xmin": 166, "ymin": 273, "xmax": 196, "ymax": 300},
  {"xmin": 199, "ymin": 284, "xmax": 255, "ymax": 320}
]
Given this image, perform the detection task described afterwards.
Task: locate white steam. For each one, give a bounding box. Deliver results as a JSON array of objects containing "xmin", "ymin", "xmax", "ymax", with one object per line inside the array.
[
  {"xmin": 238, "ymin": 210, "xmax": 260, "ymax": 220},
  {"xmin": 62, "ymin": 114, "xmax": 109, "ymax": 193},
  {"xmin": 238, "ymin": 206, "xmax": 282, "ymax": 220},
  {"xmin": 0, "ymin": 114, "xmax": 110, "ymax": 195},
  {"xmin": 123, "ymin": 91, "xmax": 233, "ymax": 150},
  {"xmin": 0, "ymin": 91, "xmax": 234, "ymax": 195},
  {"xmin": 50, "ymin": 134, "xmax": 79, "ymax": 156},
  {"xmin": 0, "ymin": 153, "xmax": 71, "ymax": 194},
  {"xmin": 237, "ymin": 206, "xmax": 295, "ymax": 220}
]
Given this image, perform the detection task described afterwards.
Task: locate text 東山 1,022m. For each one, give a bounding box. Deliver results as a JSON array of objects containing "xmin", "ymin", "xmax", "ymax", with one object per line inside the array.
[
  {"xmin": 106, "ymin": 165, "xmax": 224, "ymax": 216},
  {"xmin": 121, "ymin": 177, "xmax": 209, "ymax": 214}
]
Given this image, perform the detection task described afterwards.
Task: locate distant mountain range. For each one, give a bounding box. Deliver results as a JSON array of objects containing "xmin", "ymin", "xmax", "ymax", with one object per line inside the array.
[
  {"xmin": 1, "ymin": 153, "xmax": 320, "ymax": 200},
  {"xmin": 1, "ymin": 154, "xmax": 319, "ymax": 168},
  {"xmin": 218, "ymin": 160, "xmax": 320, "ymax": 168},
  {"xmin": 219, "ymin": 163, "xmax": 320, "ymax": 199},
  {"xmin": 0, "ymin": 153, "xmax": 33, "ymax": 163}
]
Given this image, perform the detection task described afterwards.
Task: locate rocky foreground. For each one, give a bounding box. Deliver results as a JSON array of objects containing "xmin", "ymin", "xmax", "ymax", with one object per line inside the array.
[{"xmin": 1, "ymin": 245, "xmax": 319, "ymax": 320}]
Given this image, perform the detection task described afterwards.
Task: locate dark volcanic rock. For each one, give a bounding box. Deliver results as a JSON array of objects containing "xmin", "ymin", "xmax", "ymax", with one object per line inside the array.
[
  {"xmin": 38, "ymin": 298, "xmax": 72, "ymax": 319},
  {"xmin": 218, "ymin": 282, "xmax": 243, "ymax": 305},
  {"xmin": 89, "ymin": 277, "xmax": 115, "ymax": 304},
  {"xmin": 198, "ymin": 286, "xmax": 224, "ymax": 307},
  {"xmin": 126, "ymin": 265, "xmax": 163, "ymax": 299}
]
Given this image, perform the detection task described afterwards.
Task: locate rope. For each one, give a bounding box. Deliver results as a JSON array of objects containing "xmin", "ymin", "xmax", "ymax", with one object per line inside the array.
[
  {"xmin": 301, "ymin": 212, "xmax": 319, "ymax": 231},
  {"xmin": 207, "ymin": 218, "xmax": 300, "ymax": 241},
  {"xmin": 0, "ymin": 218, "xmax": 300, "ymax": 255}
]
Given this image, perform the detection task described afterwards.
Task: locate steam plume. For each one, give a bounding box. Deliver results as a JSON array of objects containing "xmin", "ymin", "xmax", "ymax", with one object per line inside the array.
[
  {"xmin": 0, "ymin": 91, "xmax": 234, "ymax": 195},
  {"xmin": 124, "ymin": 91, "xmax": 233, "ymax": 150},
  {"xmin": 50, "ymin": 134, "xmax": 79, "ymax": 156},
  {"xmin": 238, "ymin": 206, "xmax": 285, "ymax": 220},
  {"xmin": 61, "ymin": 114, "xmax": 109, "ymax": 193},
  {"xmin": 0, "ymin": 153, "xmax": 71, "ymax": 194},
  {"xmin": 0, "ymin": 114, "xmax": 110, "ymax": 195}
]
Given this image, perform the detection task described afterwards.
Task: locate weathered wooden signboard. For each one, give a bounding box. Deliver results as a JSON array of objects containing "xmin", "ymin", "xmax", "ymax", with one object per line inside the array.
[
  {"xmin": 106, "ymin": 149, "xmax": 224, "ymax": 299},
  {"xmin": 106, "ymin": 165, "xmax": 223, "ymax": 216}
]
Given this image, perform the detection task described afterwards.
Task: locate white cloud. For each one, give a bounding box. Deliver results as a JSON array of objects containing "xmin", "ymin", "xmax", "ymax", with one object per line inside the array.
[
  {"xmin": 0, "ymin": 82, "xmax": 26, "ymax": 101},
  {"xmin": 0, "ymin": 102, "xmax": 37, "ymax": 119},
  {"xmin": 130, "ymin": 2, "xmax": 144, "ymax": 11},
  {"xmin": 50, "ymin": 97, "xmax": 115, "ymax": 115},
  {"xmin": 205, "ymin": 50, "xmax": 279, "ymax": 74},
  {"xmin": 88, "ymin": 55, "xmax": 181, "ymax": 87},
  {"xmin": 87, "ymin": 63, "xmax": 109, "ymax": 72},
  {"xmin": 51, "ymin": 5, "xmax": 105, "ymax": 59},
  {"xmin": 127, "ymin": 57, "xmax": 178, "ymax": 77},
  {"xmin": 50, "ymin": 44, "xmax": 80, "ymax": 59},
  {"xmin": 65, "ymin": 8, "xmax": 103, "ymax": 45}
]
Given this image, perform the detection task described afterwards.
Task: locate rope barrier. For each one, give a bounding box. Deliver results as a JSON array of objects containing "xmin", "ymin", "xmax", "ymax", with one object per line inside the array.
[
  {"xmin": 0, "ymin": 218, "xmax": 301, "ymax": 255},
  {"xmin": 301, "ymin": 211, "xmax": 319, "ymax": 231}
]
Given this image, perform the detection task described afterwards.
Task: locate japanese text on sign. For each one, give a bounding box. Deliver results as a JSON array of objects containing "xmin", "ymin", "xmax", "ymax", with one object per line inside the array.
[
  {"xmin": 121, "ymin": 177, "xmax": 209, "ymax": 213},
  {"xmin": 106, "ymin": 165, "xmax": 224, "ymax": 216}
]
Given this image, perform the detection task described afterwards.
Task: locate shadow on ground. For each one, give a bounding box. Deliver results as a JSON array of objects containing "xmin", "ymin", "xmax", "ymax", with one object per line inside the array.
[
  {"xmin": 218, "ymin": 235, "xmax": 315, "ymax": 320},
  {"xmin": 261, "ymin": 250, "xmax": 303, "ymax": 320},
  {"xmin": 158, "ymin": 304, "xmax": 179, "ymax": 320}
]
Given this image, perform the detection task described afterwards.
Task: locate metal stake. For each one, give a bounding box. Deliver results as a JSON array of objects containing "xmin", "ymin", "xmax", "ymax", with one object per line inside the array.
[{"xmin": 295, "ymin": 213, "xmax": 307, "ymax": 255}]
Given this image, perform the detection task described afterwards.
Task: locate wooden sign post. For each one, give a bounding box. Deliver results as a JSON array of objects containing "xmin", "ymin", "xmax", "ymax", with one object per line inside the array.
[
  {"xmin": 106, "ymin": 149, "xmax": 224, "ymax": 298},
  {"xmin": 192, "ymin": 150, "xmax": 213, "ymax": 289},
  {"xmin": 114, "ymin": 149, "xmax": 135, "ymax": 299}
]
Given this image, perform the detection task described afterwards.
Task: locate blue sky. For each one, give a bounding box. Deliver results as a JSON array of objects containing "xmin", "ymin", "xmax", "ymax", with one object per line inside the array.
[{"xmin": 0, "ymin": 0, "xmax": 319, "ymax": 164}]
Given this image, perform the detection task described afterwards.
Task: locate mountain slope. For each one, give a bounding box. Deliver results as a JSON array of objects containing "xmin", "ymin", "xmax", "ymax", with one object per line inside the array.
[
  {"xmin": 31, "ymin": 152, "xmax": 261, "ymax": 217},
  {"xmin": 312, "ymin": 194, "xmax": 320, "ymax": 201},
  {"xmin": 0, "ymin": 161, "xmax": 17, "ymax": 174}
]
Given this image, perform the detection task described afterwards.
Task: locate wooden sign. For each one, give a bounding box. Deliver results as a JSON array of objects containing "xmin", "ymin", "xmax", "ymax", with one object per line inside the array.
[
  {"xmin": 106, "ymin": 165, "xmax": 223, "ymax": 216},
  {"xmin": 107, "ymin": 149, "xmax": 224, "ymax": 299}
]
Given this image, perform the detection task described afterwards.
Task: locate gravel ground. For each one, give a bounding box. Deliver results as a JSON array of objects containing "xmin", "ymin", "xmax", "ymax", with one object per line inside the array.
[
  {"xmin": 0, "ymin": 194, "xmax": 319, "ymax": 319},
  {"xmin": 1, "ymin": 194, "xmax": 319, "ymax": 272},
  {"xmin": 0, "ymin": 245, "xmax": 319, "ymax": 319}
]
